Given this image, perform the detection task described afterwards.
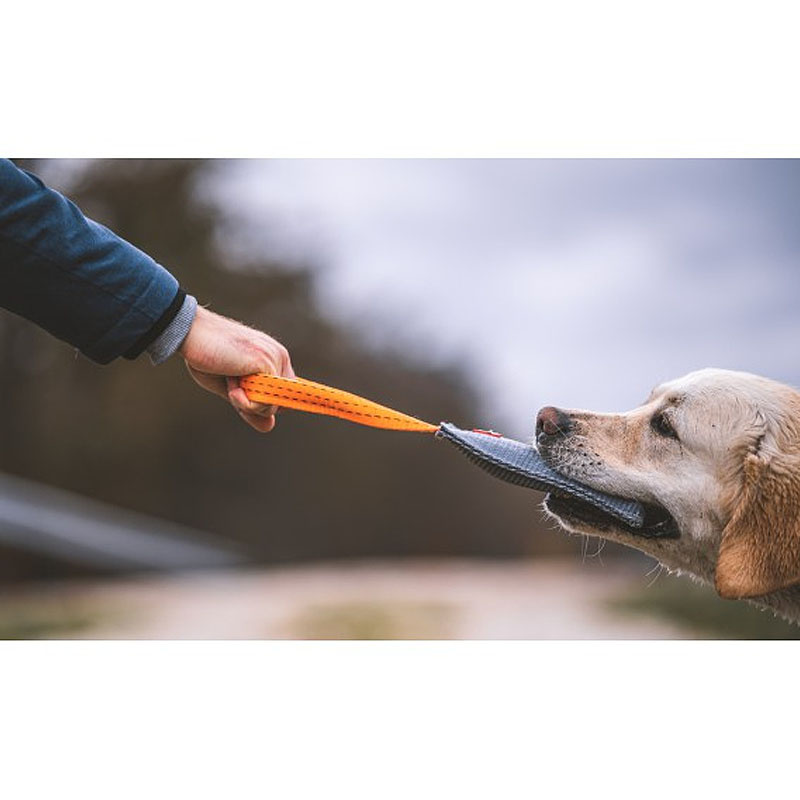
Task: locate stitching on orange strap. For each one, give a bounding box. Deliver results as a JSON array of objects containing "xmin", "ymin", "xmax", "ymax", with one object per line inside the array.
[
  {"xmin": 244, "ymin": 388, "xmax": 425, "ymax": 425},
  {"xmin": 243, "ymin": 378, "xmax": 431, "ymax": 424},
  {"xmin": 244, "ymin": 377, "xmax": 396, "ymax": 414},
  {"xmin": 244, "ymin": 377, "xmax": 383, "ymax": 411}
]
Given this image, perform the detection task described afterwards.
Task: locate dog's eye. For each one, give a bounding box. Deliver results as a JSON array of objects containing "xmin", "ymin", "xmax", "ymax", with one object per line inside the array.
[{"xmin": 651, "ymin": 411, "xmax": 678, "ymax": 440}]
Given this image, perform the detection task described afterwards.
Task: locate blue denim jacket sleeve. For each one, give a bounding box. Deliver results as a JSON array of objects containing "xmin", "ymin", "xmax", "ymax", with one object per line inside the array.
[{"xmin": 0, "ymin": 159, "xmax": 183, "ymax": 364}]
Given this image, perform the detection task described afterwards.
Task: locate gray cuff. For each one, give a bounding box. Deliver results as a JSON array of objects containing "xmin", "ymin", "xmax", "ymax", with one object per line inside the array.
[{"xmin": 146, "ymin": 294, "xmax": 198, "ymax": 365}]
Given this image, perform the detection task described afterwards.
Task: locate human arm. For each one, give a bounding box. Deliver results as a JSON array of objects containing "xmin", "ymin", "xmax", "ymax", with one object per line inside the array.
[
  {"xmin": 0, "ymin": 158, "xmax": 183, "ymax": 363},
  {"xmin": 0, "ymin": 159, "xmax": 293, "ymax": 431}
]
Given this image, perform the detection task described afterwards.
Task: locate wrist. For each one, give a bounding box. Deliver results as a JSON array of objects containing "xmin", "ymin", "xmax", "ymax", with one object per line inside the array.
[{"xmin": 179, "ymin": 303, "xmax": 211, "ymax": 359}]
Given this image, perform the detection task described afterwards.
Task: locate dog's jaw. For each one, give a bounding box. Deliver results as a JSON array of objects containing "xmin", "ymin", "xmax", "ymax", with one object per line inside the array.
[{"xmin": 542, "ymin": 472, "xmax": 800, "ymax": 625}]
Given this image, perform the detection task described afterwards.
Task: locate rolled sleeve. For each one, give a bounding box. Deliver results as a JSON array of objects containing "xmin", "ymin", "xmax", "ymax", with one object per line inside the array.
[{"xmin": 146, "ymin": 293, "xmax": 198, "ymax": 365}]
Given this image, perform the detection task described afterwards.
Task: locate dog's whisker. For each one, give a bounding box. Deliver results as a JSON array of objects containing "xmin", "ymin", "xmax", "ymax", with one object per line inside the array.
[
  {"xmin": 581, "ymin": 533, "xmax": 589, "ymax": 563},
  {"xmin": 587, "ymin": 537, "xmax": 606, "ymax": 563},
  {"xmin": 646, "ymin": 562, "xmax": 664, "ymax": 589},
  {"xmin": 644, "ymin": 560, "xmax": 662, "ymax": 578}
]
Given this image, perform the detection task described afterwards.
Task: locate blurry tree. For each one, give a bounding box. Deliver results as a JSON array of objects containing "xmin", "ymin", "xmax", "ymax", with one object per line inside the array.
[{"xmin": 0, "ymin": 159, "xmax": 579, "ymax": 575}]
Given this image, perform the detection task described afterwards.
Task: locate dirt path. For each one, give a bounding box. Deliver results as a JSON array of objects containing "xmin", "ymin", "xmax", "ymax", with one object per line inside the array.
[{"xmin": 4, "ymin": 559, "xmax": 690, "ymax": 639}]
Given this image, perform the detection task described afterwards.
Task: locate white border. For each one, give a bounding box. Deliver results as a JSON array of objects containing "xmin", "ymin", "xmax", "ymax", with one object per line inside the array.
[
  {"xmin": 1, "ymin": 640, "xmax": 797, "ymax": 798},
  {"xmin": 2, "ymin": 3, "xmax": 799, "ymax": 795},
  {"xmin": 4, "ymin": 2, "xmax": 799, "ymax": 157}
]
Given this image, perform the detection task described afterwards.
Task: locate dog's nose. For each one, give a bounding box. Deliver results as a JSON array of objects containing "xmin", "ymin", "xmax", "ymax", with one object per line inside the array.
[{"xmin": 536, "ymin": 406, "xmax": 573, "ymax": 437}]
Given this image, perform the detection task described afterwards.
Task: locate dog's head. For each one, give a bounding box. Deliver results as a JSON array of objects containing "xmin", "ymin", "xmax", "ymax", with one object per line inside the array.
[{"xmin": 539, "ymin": 368, "xmax": 800, "ymax": 600}]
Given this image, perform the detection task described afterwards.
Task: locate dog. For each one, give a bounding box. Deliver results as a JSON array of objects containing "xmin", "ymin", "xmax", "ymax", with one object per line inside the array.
[{"xmin": 537, "ymin": 368, "xmax": 800, "ymax": 623}]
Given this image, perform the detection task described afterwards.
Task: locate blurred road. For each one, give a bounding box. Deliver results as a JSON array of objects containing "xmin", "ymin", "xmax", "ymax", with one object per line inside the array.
[{"xmin": 0, "ymin": 559, "xmax": 691, "ymax": 639}]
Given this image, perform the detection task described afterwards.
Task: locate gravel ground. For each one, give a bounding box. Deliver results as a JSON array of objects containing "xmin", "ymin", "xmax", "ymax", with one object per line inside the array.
[{"xmin": 0, "ymin": 558, "xmax": 693, "ymax": 639}]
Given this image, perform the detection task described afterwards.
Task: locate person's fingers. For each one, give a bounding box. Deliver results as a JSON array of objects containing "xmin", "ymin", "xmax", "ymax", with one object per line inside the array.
[
  {"xmin": 236, "ymin": 409, "xmax": 276, "ymax": 433},
  {"xmin": 186, "ymin": 365, "xmax": 228, "ymax": 400},
  {"xmin": 250, "ymin": 341, "xmax": 293, "ymax": 379},
  {"xmin": 223, "ymin": 339, "xmax": 291, "ymax": 383},
  {"xmin": 274, "ymin": 343, "xmax": 295, "ymax": 378},
  {"xmin": 186, "ymin": 361, "xmax": 283, "ymax": 426},
  {"xmin": 283, "ymin": 350, "xmax": 296, "ymax": 379},
  {"xmin": 226, "ymin": 376, "xmax": 278, "ymax": 417}
]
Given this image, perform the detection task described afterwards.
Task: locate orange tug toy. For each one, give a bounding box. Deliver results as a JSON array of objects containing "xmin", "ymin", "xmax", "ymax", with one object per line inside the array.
[{"xmin": 239, "ymin": 374, "xmax": 438, "ymax": 433}]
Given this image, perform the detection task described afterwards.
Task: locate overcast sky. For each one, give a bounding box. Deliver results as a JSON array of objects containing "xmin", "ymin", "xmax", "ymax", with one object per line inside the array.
[{"xmin": 213, "ymin": 159, "xmax": 800, "ymax": 435}]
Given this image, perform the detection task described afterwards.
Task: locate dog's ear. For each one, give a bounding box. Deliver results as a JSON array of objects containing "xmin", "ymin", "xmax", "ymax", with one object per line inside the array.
[{"xmin": 715, "ymin": 445, "xmax": 800, "ymax": 599}]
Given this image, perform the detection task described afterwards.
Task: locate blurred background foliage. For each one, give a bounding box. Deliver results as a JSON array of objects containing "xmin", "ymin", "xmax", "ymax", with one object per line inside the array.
[{"xmin": 0, "ymin": 159, "xmax": 579, "ymax": 582}]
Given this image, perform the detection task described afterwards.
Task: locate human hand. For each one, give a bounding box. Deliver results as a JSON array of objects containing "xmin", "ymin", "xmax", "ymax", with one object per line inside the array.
[{"xmin": 179, "ymin": 305, "xmax": 295, "ymax": 432}]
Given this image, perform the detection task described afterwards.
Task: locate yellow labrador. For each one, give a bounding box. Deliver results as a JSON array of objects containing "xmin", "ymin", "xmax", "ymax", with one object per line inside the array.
[{"xmin": 537, "ymin": 368, "xmax": 800, "ymax": 622}]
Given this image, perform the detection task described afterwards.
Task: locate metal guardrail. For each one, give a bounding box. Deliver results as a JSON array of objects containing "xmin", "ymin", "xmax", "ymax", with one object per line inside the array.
[{"xmin": 0, "ymin": 472, "xmax": 244, "ymax": 571}]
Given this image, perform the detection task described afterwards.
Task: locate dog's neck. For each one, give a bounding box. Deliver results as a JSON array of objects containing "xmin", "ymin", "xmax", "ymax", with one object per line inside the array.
[
  {"xmin": 752, "ymin": 585, "xmax": 800, "ymax": 624},
  {"xmin": 643, "ymin": 536, "xmax": 800, "ymax": 625}
]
